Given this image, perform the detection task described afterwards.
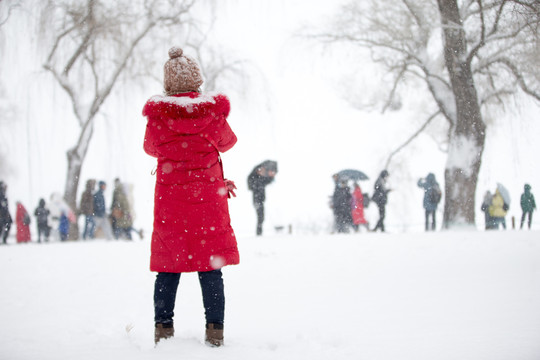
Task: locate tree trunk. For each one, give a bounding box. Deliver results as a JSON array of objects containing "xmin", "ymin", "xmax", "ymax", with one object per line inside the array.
[
  {"xmin": 64, "ymin": 123, "xmax": 93, "ymax": 240},
  {"xmin": 65, "ymin": 148, "xmax": 82, "ymax": 240},
  {"xmin": 437, "ymin": 0, "xmax": 486, "ymax": 229},
  {"xmin": 65, "ymin": 148, "xmax": 83, "ymax": 212}
]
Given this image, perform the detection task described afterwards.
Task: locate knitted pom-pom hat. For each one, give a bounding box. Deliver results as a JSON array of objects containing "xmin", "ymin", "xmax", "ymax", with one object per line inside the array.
[{"xmin": 164, "ymin": 47, "xmax": 204, "ymax": 95}]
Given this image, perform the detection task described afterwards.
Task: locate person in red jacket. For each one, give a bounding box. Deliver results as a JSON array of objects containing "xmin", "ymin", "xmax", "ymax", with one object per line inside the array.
[
  {"xmin": 351, "ymin": 183, "xmax": 369, "ymax": 232},
  {"xmin": 143, "ymin": 47, "xmax": 239, "ymax": 347},
  {"xmin": 16, "ymin": 202, "xmax": 31, "ymax": 243}
]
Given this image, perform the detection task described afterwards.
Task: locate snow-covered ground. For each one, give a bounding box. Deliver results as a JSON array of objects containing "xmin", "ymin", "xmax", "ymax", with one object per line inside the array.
[{"xmin": 1, "ymin": 230, "xmax": 539, "ymax": 360}]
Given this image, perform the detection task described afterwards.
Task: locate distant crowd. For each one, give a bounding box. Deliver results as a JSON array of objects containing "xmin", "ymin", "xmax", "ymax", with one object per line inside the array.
[
  {"xmin": 480, "ymin": 184, "xmax": 536, "ymax": 230},
  {"xmin": 0, "ymin": 178, "xmax": 142, "ymax": 244},
  {"xmin": 0, "ymin": 172, "xmax": 537, "ymax": 243},
  {"xmin": 330, "ymin": 170, "xmax": 536, "ymax": 233}
]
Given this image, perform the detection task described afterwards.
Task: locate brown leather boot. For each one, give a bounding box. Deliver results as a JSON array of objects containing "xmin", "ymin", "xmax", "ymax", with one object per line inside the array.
[
  {"xmin": 154, "ymin": 323, "xmax": 174, "ymax": 345},
  {"xmin": 205, "ymin": 323, "xmax": 224, "ymax": 347}
]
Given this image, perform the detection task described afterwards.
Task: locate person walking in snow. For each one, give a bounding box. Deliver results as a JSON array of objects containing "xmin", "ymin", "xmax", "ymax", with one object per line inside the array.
[
  {"xmin": 417, "ymin": 173, "xmax": 442, "ymax": 231},
  {"xmin": 489, "ymin": 189, "xmax": 508, "ymax": 230},
  {"xmin": 0, "ymin": 181, "xmax": 12, "ymax": 244},
  {"xmin": 79, "ymin": 179, "xmax": 96, "ymax": 240},
  {"xmin": 520, "ymin": 184, "xmax": 536, "ymax": 230},
  {"xmin": 143, "ymin": 47, "xmax": 239, "ymax": 347},
  {"xmin": 332, "ymin": 180, "xmax": 353, "ymax": 233},
  {"xmin": 371, "ymin": 170, "xmax": 391, "ymax": 232},
  {"xmin": 351, "ymin": 183, "xmax": 369, "ymax": 232},
  {"xmin": 93, "ymin": 181, "xmax": 113, "ymax": 240},
  {"xmin": 58, "ymin": 211, "xmax": 69, "ymax": 241},
  {"xmin": 247, "ymin": 163, "xmax": 276, "ymax": 236},
  {"xmin": 49, "ymin": 192, "xmax": 76, "ymax": 241},
  {"xmin": 34, "ymin": 198, "xmax": 51, "ymax": 243},
  {"xmin": 481, "ymin": 191, "xmax": 495, "ymax": 230},
  {"xmin": 15, "ymin": 202, "xmax": 31, "ymax": 243},
  {"xmin": 111, "ymin": 178, "xmax": 133, "ymax": 240}
]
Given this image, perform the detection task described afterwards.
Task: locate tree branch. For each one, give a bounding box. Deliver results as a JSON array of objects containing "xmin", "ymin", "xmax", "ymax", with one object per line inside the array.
[
  {"xmin": 382, "ymin": 64, "xmax": 407, "ymax": 113},
  {"xmin": 62, "ymin": 0, "xmax": 96, "ymax": 76},
  {"xmin": 0, "ymin": 1, "xmax": 20, "ymax": 26},
  {"xmin": 385, "ymin": 111, "xmax": 441, "ymax": 169},
  {"xmin": 493, "ymin": 57, "xmax": 540, "ymax": 101}
]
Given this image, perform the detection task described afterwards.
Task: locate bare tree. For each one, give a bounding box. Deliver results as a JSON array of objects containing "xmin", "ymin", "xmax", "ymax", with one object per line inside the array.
[
  {"xmin": 41, "ymin": 0, "xmax": 199, "ymax": 218},
  {"xmin": 308, "ymin": 0, "xmax": 540, "ymax": 228},
  {"xmin": 0, "ymin": 0, "xmax": 20, "ymax": 27},
  {"xmin": 0, "ymin": 0, "xmax": 21, "ymax": 177}
]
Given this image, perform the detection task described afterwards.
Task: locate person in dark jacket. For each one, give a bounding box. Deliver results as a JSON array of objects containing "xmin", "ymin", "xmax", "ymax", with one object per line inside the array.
[
  {"xmin": 93, "ymin": 181, "xmax": 113, "ymax": 239},
  {"xmin": 417, "ymin": 173, "xmax": 442, "ymax": 231},
  {"xmin": 79, "ymin": 179, "xmax": 96, "ymax": 240},
  {"xmin": 371, "ymin": 170, "xmax": 391, "ymax": 232},
  {"xmin": 0, "ymin": 181, "xmax": 12, "ymax": 244},
  {"xmin": 481, "ymin": 190, "xmax": 500, "ymax": 230},
  {"xmin": 332, "ymin": 180, "xmax": 353, "ymax": 233},
  {"xmin": 111, "ymin": 178, "xmax": 133, "ymax": 240},
  {"xmin": 520, "ymin": 184, "xmax": 536, "ymax": 230},
  {"xmin": 34, "ymin": 198, "xmax": 50, "ymax": 243},
  {"xmin": 248, "ymin": 164, "xmax": 276, "ymax": 236}
]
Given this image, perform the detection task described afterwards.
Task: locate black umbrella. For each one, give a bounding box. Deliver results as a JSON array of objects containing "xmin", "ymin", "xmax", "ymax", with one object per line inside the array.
[
  {"xmin": 336, "ymin": 169, "xmax": 369, "ymax": 182},
  {"xmin": 252, "ymin": 160, "xmax": 278, "ymax": 175},
  {"xmin": 248, "ymin": 160, "xmax": 277, "ymax": 191}
]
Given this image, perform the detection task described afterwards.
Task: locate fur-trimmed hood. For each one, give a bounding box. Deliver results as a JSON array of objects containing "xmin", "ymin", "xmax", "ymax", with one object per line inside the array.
[
  {"xmin": 143, "ymin": 91, "xmax": 236, "ymax": 156},
  {"xmin": 142, "ymin": 91, "xmax": 230, "ymax": 135}
]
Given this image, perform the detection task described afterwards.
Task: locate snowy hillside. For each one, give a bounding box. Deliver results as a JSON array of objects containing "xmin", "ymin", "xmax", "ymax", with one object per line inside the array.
[{"xmin": 1, "ymin": 231, "xmax": 540, "ymax": 360}]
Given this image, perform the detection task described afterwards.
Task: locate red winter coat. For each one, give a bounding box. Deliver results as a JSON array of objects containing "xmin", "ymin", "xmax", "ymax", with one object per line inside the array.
[
  {"xmin": 16, "ymin": 203, "xmax": 31, "ymax": 243},
  {"xmin": 351, "ymin": 187, "xmax": 367, "ymax": 225},
  {"xmin": 143, "ymin": 92, "xmax": 239, "ymax": 273}
]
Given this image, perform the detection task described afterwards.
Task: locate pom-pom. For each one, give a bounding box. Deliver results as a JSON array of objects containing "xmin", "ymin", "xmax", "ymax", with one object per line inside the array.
[{"xmin": 168, "ymin": 47, "xmax": 183, "ymax": 59}]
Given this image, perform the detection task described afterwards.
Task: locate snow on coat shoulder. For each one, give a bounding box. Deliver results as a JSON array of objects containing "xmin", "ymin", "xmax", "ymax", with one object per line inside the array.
[
  {"xmin": 143, "ymin": 92, "xmax": 230, "ymax": 131},
  {"xmin": 142, "ymin": 91, "xmax": 239, "ymax": 273},
  {"xmin": 143, "ymin": 92, "xmax": 236, "ymax": 153}
]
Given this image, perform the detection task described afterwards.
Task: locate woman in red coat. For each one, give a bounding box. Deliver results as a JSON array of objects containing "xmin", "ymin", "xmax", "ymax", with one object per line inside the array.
[
  {"xmin": 351, "ymin": 183, "xmax": 369, "ymax": 232},
  {"xmin": 143, "ymin": 47, "xmax": 238, "ymax": 347},
  {"xmin": 16, "ymin": 202, "xmax": 31, "ymax": 243}
]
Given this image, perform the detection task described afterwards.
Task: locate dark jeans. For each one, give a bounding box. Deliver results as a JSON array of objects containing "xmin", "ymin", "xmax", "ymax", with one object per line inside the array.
[
  {"xmin": 114, "ymin": 227, "xmax": 132, "ymax": 240},
  {"xmin": 82, "ymin": 215, "xmax": 95, "ymax": 239},
  {"xmin": 425, "ymin": 210, "xmax": 436, "ymax": 231},
  {"xmin": 1, "ymin": 221, "xmax": 11, "ymax": 243},
  {"xmin": 255, "ymin": 202, "xmax": 264, "ymax": 236},
  {"xmin": 521, "ymin": 211, "xmax": 533, "ymax": 229},
  {"xmin": 373, "ymin": 204, "xmax": 386, "ymax": 232},
  {"xmin": 154, "ymin": 270, "xmax": 225, "ymax": 325},
  {"xmin": 493, "ymin": 217, "xmax": 506, "ymax": 230},
  {"xmin": 37, "ymin": 224, "xmax": 50, "ymax": 242}
]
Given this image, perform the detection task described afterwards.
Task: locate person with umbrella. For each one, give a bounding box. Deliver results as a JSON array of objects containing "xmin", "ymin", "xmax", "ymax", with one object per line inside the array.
[
  {"xmin": 351, "ymin": 183, "xmax": 369, "ymax": 232},
  {"xmin": 332, "ymin": 169, "xmax": 369, "ymax": 234},
  {"xmin": 371, "ymin": 170, "xmax": 391, "ymax": 232},
  {"xmin": 489, "ymin": 186, "xmax": 509, "ymax": 230},
  {"xmin": 332, "ymin": 178, "xmax": 353, "ymax": 233},
  {"xmin": 248, "ymin": 160, "xmax": 277, "ymax": 236}
]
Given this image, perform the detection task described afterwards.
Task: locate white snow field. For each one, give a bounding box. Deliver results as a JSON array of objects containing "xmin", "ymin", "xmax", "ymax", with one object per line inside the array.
[{"xmin": 1, "ymin": 230, "xmax": 539, "ymax": 360}]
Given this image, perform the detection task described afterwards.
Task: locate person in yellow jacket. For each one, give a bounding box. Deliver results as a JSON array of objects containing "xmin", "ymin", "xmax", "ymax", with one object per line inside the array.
[{"xmin": 489, "ymin": 189, "xmax": 508, "ymax": 230}]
